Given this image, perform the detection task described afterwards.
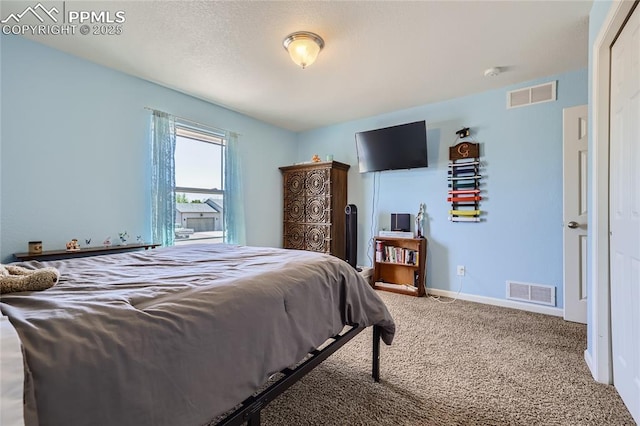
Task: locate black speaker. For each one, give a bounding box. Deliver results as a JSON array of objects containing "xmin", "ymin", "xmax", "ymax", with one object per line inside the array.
[{"xmin": 345, "ymin": 204, "xmax": 358, "ymax": 269}]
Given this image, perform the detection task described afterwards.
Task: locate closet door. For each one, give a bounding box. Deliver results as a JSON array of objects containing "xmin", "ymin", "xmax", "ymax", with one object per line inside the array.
[
  {"xmin": 609, "ymin": 5, "xmax": 639, "ymax": 422},
  {"xmin": 305, "ymin": 167, "xmax": 331, "ymax": 253},
  {"xmin": 283, "ymin": 169, "xmax": 305, "ymax": 250}
]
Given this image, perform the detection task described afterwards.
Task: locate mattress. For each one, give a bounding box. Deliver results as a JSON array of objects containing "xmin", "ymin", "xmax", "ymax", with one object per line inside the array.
[{"xmin": 1, "ymin": 315, "xmax": 25, "ymax": 426}]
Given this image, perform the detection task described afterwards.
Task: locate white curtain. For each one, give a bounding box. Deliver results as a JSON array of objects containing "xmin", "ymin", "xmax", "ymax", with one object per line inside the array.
[
  {"xmin": 223, "ymin": 131, "xmax": 246, "ymax": 245},
  {"xmin": 150, "ymin": 111, "xmax": 176, "ymax": 246}
]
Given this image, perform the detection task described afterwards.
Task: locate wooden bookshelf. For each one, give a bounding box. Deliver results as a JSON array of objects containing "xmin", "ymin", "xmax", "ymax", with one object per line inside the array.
[
  {"xmin": 14, "ymin": 243, "xmax": 161, "ymax": 261},
  {"xmin": 373, "ymin": 236, "xmax": 426, "ymax": 297}
]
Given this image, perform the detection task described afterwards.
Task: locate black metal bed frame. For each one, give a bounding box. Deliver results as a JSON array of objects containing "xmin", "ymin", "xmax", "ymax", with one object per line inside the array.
[{"xmin": 216, "ymin": 324, "xmax": 382, "ymax": 426}]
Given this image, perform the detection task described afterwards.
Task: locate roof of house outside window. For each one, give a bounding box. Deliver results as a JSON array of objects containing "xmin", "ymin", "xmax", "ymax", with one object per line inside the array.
[
  {"xmin": 176, "ymin": 203, "xmax": 217, "ymax": 214},
  {"xmin": 205, "ymin": 198, "xmax": 223, "ymax": 213}
]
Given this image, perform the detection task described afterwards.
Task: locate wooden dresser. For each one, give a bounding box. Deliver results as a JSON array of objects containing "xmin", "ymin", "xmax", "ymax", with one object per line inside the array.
[{"xmin": 279, "ymin": 161, "xmax": 350, "ymax": 258}]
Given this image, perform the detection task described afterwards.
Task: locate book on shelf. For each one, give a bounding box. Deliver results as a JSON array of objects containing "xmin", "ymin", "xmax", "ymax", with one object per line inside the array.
[
  {"xmin": 378, "ymin": 230, "xmax": 414, "ymax": 239},
  {"xmin": 378, "ymin": 246, "xmax": 418, "ymax": 266}
]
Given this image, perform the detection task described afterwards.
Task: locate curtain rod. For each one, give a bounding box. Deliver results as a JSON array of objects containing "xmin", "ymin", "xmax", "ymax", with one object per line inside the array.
[{"xmin": 144, "ymin": 107, "xmax": 240, "ymax": 136}]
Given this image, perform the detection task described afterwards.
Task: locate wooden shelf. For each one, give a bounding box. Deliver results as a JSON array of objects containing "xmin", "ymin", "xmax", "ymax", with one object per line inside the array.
[
  {"xmin": 14, "ymin": 243, "xmax": 161, "ymax": 261},
  {"xmin": 373, "ymin": 281, "xmax": 420, "ymax": 296},
  {"xmin": 373, "ymin": 237, "xmax": 427, "ymax": 297},
  {"xmin": 375, "ymin": 261, "xmax": 420, "ymax": 268}
]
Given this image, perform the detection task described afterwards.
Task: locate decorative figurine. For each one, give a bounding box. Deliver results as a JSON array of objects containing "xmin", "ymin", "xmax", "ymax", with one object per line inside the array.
[
  {"xmin": 103, "ymin": 237, "xmax": 112, "ymax": 247},
  {"xmin": 85, "ymin": 238, "xmax": 92, "ymax": 247},
  {"xmin": 119, "ymin": 231, "xmax": 129, "ymax": 245},
  {"xmin": 415, "ymin": 203, "xmax": 426, "ymax": 238},
  {"xmin": 65, "ymin": 239, "xmax": 80, "ymax": 251},
  {"xmin": 311, "ymin": 154, "xmax": 321, "ymax": 163},
  {"xmin": 136, "ymin": 235, "xmax": 143, "ymax": 244}
]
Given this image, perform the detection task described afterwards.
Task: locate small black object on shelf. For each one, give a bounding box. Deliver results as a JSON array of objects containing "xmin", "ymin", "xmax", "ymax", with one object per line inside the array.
[{"xmin": 455, "ymin": 127, "xmax": 470, "ymax": 138}]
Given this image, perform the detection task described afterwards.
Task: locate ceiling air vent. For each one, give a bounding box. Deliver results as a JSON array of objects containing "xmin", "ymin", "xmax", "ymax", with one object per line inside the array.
[
  {"xmin": 506, "ymin": 280, "xmax": 556, "ymax": 306},
  {"xmin": 507, "ymin": 81, "xmax": 557, "ymax": 109}
]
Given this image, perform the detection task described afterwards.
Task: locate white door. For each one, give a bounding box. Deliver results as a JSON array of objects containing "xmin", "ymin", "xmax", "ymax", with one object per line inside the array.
[
  {"xmin": 610, "ymin": 5, "xmax": 640, "ymax": 422},
  {"xmin": 563, "ymin": 105, "xmax": 588, "ymax": 324}
]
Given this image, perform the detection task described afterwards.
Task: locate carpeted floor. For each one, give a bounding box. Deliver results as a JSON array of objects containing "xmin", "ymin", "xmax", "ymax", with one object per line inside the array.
[{"xmin": 259, "ymin": 291, "xmax": 635, "ymax": 425}]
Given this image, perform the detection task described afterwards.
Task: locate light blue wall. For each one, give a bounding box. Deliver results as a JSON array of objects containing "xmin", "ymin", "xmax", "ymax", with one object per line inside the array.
[
  {"xmin": 0, "ymin": 35, "xmax": 297, "ymax": 262},
  {"xmin": 0, "ymin": 32, "xmax": 592, "ymax": 312},
  {"xmin": 585, "ymin": 0, "xmax": 613, "ymax": 362},
  {"xmin": 297, "ymin": 69, "xmax": 588, "ymax": 307}
]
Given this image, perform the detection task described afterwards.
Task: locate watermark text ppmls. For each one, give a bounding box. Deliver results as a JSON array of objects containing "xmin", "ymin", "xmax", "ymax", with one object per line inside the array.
[{"xmin": 1, "ymin": 2, "xmax": 126, "ymax": 36}]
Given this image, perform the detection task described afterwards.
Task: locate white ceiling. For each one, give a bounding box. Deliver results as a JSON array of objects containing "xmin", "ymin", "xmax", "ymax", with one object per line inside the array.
[{"xmin": 9, "ymin": 1, "xmax": 593, "ymax": 132}]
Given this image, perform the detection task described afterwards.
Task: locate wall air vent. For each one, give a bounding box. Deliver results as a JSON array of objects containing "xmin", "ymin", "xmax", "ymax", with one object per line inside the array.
[
  {"xmin": 507, "ymin": 81, "xmax": 557, "ymax": 109},
  {"xmin": 506, "ymin": 280, "xmax": 556, "ymax": 306}
]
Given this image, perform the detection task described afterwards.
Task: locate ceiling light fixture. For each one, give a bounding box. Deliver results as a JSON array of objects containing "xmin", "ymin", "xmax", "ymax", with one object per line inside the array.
[
  {"xmin": 283, "ymin": 31, "xmax": 324, "ymax": 69},
  {"xmin": 484, "ymin": 67, "xmax": 501, "ymax": 77}
]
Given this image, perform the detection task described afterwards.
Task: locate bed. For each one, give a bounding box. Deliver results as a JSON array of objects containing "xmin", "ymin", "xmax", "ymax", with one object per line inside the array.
[{"xmin": 0, "ymin": 244, "xmax": 395, "ymax": 426}]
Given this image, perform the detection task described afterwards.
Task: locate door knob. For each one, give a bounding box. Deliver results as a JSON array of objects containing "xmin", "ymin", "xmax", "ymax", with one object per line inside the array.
[{"xmin": 567, "ymin": 221, "xmax": 580, "ymax": 229}]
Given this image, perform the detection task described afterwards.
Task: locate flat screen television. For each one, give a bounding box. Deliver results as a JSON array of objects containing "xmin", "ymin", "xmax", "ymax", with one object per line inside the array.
[{"xmin": 355, "ymin": 120, "xmax": 428, "ymax": 173}]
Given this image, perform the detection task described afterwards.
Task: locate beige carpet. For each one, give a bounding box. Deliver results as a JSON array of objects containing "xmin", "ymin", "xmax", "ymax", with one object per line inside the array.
[{"xmin": 259, "ymin": 291, "xmax": 635, "ymax": 425}]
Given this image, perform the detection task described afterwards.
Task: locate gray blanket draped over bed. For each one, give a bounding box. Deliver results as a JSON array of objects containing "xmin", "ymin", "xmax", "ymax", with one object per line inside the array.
[{"xmin": 0, "ymin": 244, "xmax": 395, "ymax": 426}]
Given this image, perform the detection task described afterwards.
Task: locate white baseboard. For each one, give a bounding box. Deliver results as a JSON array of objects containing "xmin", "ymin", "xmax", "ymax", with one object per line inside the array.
[
  {"xmin": 584, "ymin": 349, "xmax": 596, "ymax": 380},
  {"xmin": 426, "ymin": 288, "xmax": 564, "ymax": 317}
]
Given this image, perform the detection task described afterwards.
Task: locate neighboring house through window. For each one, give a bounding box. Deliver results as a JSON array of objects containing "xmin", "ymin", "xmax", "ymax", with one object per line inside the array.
[{"xmin": 174, "ymin": 124, "xmax": 225, "ymax": 244}]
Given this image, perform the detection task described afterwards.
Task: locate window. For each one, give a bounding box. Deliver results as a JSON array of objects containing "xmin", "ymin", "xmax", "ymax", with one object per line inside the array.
[{"xmin": 174, "ymin": 125, "xmax": 225, "ymax": 244}]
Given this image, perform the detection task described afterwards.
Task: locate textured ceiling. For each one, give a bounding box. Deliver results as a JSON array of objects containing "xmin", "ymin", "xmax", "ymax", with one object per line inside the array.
[{"xmin": 7, "ymin": 1, "xmax": 593, "ymax": 131}]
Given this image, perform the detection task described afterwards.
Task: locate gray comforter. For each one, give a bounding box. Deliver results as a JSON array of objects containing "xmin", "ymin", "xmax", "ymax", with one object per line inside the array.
[{"xmin": 0, "ymin": 244, "xmax": 395, "ymax": 426}]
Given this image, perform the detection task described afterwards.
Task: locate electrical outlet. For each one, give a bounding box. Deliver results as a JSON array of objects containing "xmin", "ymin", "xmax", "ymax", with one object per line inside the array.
[{"xmin": 457, "ymin": 265, "xmax": 465, "ymax": 276}]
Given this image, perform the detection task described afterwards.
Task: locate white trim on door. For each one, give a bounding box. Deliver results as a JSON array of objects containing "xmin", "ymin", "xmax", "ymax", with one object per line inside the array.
[{"xmin": 590, "ymin": 0, "xmax": 637, "ymax": 385}]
